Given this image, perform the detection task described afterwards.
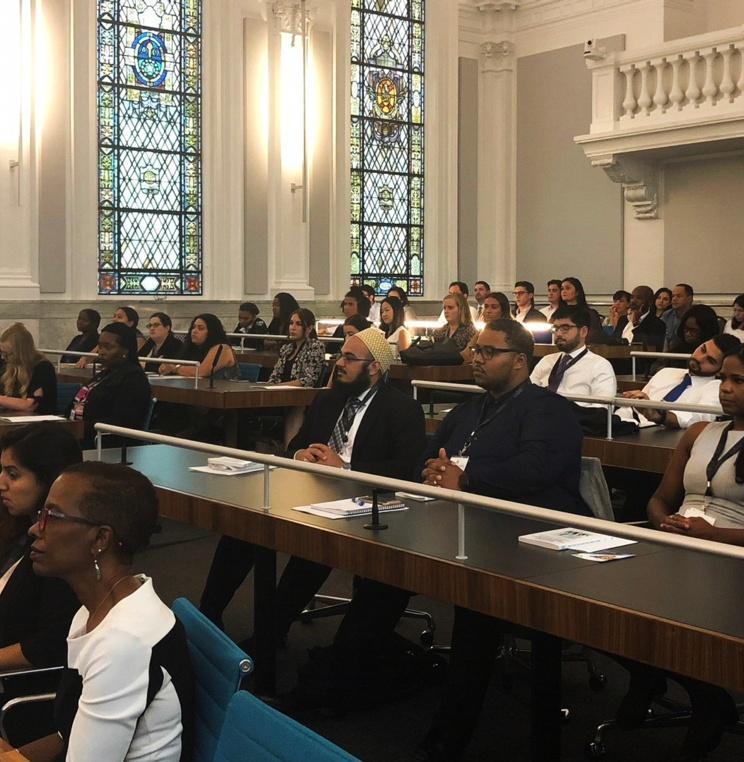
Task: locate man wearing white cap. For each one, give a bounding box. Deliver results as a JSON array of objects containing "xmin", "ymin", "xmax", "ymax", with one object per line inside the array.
[{"xmin": 199, "ymin": 329, "xmax": 426, "ymax": 656}]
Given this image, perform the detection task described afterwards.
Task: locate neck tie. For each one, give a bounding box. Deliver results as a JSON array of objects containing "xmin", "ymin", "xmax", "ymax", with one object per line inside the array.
[
  {"xmin": 547, "ymin": 354, "xmax": 570, "ymax": 393},
  {"xmin": 329, "ymin": 397, "xmax": 365, "ymax": 453},
  {"xmin": 662, "ymin": 374, "xmax": 692, "ymax": 402}
]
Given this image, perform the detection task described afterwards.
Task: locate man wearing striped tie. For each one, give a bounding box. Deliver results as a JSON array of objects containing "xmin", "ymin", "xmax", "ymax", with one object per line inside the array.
[{"xmin": 619, "ymin": 334, "xmax": 740, "ymax": 429}]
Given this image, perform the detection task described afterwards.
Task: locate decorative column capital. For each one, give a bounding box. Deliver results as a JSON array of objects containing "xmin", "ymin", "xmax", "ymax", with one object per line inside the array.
[
  {"xmin": 481, "ymin": 40, "xmax": 515, "ymax": 73},
  {"xmin": 476, "ymin": 0, "xmax": 519, "ymax": 11},
  {"xmin": 270, "ymin": 0, "xmax": 315, "ymax": 35},
  {"xmin": 592, "ymin": 154, "xmax": 658, "ymax": 220}
]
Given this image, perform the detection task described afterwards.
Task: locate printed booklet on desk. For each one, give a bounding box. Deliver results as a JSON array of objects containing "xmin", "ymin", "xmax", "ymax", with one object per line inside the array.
[{"xmin": 519, "ymin": 527, "xmax": 637, "ymax": 552}]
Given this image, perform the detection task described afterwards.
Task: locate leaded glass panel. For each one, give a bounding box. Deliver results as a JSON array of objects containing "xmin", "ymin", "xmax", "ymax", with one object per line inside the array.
[
  {"xmin": 97, "ymin": 0, "xmax": 202, "ymax": 295},
  {"xmin": 351, "ymin": 0, "xmax": 424, "ymax": 297}
]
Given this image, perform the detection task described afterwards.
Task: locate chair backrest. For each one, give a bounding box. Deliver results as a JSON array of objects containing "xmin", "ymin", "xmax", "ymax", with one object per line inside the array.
[
  {"xmin": 579, "ymin": 456, "xmax": 614, "ymax": 521},
  {"xmin": 172, "ymin": 598, "xmax": 253, "ymax": 762},
  {"xmin": 213, "ymin": 691, "xmax": 359, "ymax": 762},
  {"xmin": 56, "ymin": 383, "xmax": 81, "ymax": 416},
  {"xmin": 237, "ymin": 363, "xmax": 261, "ymax": 382}
]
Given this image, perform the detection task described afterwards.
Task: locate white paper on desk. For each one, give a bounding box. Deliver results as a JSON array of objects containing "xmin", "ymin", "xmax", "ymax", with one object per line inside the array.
[
  {"xmin": 565, "ymin": 535, "xmax": 637, "ymax": 552},
  {"xmin": 149, "ymin": 375, "xmax": 185, "ymax": 380},
  {"xmin": 0, "ymin": 415, "xmax": 67, "ymax": 423},
  {"xmin": 292, "ymin": 504, "xmax": 409, "ymax": 520},
  {"xmin": 189, "ymin": 463, "xmax": 267, "ymax": 476},
  {"xmin": 572, "ymin": 552, "xmax": 635, "ymax": 563}
]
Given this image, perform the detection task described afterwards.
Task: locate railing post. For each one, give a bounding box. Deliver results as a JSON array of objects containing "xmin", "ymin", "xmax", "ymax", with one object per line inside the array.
[
  {"xmin": 456, "ymin": 503, "xmax": 468, "ymax": 560},
  {"xmin": 605, "ymin": 404, "xmax": 614, "ymax": 441},
  {"xmin": 193, "ymin": 363, "xmax": 199, "ymax": 389},
  {"xmin": 262, "ymin": 464, "xmax": 271, "ymax": 511},
  {"xmin": 632, "ymin": 356, "xmax": 636, "ymax": 381},
  {"xmin": 96, "ymin": 432, "xmax": 102, "ymax": 460}
]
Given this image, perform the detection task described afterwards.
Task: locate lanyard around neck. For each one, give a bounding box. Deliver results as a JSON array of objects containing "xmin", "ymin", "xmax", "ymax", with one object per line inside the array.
[{"xmin": 705, "ymin": 422, "xmax": 744, "ymax": 496}]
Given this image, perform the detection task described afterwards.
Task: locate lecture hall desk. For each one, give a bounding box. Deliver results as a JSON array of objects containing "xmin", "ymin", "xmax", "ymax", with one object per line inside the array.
[
  {"xmin": 96, "ymin": 443, "xmax": 744, "ymax": 761},
  {"xmin": 0, "ymin": 414, "xmax": 83, "ymax": 439}
]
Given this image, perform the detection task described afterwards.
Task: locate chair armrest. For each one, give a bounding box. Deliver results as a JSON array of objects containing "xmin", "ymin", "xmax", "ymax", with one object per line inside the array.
[{"xmin": 1, "ymin": 694, "xmax": 57, "ymax": 742}]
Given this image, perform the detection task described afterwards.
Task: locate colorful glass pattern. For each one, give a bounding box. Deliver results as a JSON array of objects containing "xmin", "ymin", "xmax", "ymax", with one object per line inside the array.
[
  {"xmin": 97, "ymin": 0, "xmax": 202, "ymax": 295},
  {"xmin": 351, "ymin": 0, "xmax": 424, "ymax": 297}
]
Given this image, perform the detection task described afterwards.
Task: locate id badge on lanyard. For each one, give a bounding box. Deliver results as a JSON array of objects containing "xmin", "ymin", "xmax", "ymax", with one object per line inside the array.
[{"xmin": 451, "ymin": 456, "xmax": 470, "ymax": 471}]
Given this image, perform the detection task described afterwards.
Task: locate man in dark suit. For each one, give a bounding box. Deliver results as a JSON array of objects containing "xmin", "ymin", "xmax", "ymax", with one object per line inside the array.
[
  {"xmin": 622, "ymin": 285, "xmax": 666, "ymax": 350},
  {"xmin": 414, "ymin": 319, "xmax": 588, "ymax": 760},
  {"xmin": 199, "ymin": 329, "xmax": 426, "ymax": 646}
]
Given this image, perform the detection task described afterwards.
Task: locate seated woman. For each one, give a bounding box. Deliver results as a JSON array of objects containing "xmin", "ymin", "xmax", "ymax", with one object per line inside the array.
[
  {"xmin": 672, "ymin": 304, "xmax": 721, "ymax": 355},
  {"xmin": 615, "ymin": 343, "xmax": 744, "ymax": 759},
  {"xmin": 137, "ymin": 312, "xmax": 183, "ymax": 373},
  {"xmin": 70, "ymin": 323, "xmax": 151, "ymax": 448},
  {"xmin": 268, "ymin": 308, "xmax": 325, "ymax": 387},
  {"xmin": 159, "ymin": 313, "xmax": 236, "ymax": 380},
  {"xmin": 379, "ymin": 296, "xmax": 411, "ymax": 356},
  {"xmin": 232, "ymin": 302, "xmax": 267, "ymax": 349},
  {"xmin": 462, "ymin": 292, "xmax": 513, "ymax": 361},
  {"xmin": 560, "ymin": 276, "xmax": 606, "ymax": 344},
  {"xmin": 61, "ymin": 310, "xmax": 100, "ymax": 364},
  {"xmin": 0, "ymin": 324, "xmax": 57, "ymax": 415},
  {"xmin": 18, "ymin": 462, "xmax": 194, "ymax": 761},
  {"xmin": 75, "ymin": 306, "xmax": 145, "ymax": 368},
  {"xmin": 267, "ymin": 292, "xmax": 300, "ymax": 337},
  {"xmin": 387, "ymin": 286, "xmax": 417, "ymax": 324},
  {"xmin": 724, "ymin": 294, "xmax": 744, "ymax": 342},
  {"xmin": 0, "ymin": 424, "xmax": 82, "ymax": 746},
  {"xmin": 432, "ymin": 293, "xmax": 477, "ymax": 351},
  {"xmin": 654, "ymin": 287, "xmax": 673, "ymax": 319},
  {"xmin": 342, "ymin": 314, "xmax": 372, "ymax": 339},
  {"xmin": 331, "ymin": 288, "xmax": 371, "ymax": 339}
]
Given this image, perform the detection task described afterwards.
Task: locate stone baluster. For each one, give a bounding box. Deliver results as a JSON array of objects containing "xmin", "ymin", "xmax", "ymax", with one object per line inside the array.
[
  {"xmin": 720, "ymin": 45, "xmax": 735, "ymax": 102},
  {"xmin": 737, "ymin": 43, "xmax": 744, "ymax": 97},
  {"xmin": 638, "ymin": 61, "xmax": 653, "ymax": 114},
  {"xmin": 621, "ymin": 64, "xmax": 637, "ymax": 117},
  {"xmin": 684, "ymin": 51, "xmax": 701, "ymax": 107},
  {"xmin": 669, "ymin": 55, "xmax": 685, "ymax": 110},
  {"xmin": 701, "ymin": 48, "xmax": 719, "ymax": 105},
  {"xmin": 652, "ymin": 58, "xmax": 668, "ymax": 112}
]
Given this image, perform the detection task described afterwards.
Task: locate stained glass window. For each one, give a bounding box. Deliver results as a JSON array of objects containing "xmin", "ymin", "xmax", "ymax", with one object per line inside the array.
[
  {"xmin": 97, "ymin": 0, "xmax": 202, "ymax": 295},
  {"xmin": 350, "ymin": 0, "xmax": 424, "ymax": 297}
]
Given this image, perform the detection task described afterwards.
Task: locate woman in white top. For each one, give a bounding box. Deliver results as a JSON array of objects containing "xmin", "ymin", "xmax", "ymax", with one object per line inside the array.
[
  {"xmin": 723, "ymin": 294, "xmax": 744, "ymax": 343},
  {"xmin": 19, "ymin": 462, "xmax": 193, "ymax": 761},
  {"xmin": 379, "ymin": 297, "xmax": 411, "ymax": 357},
  {"xmin": 614, "ymin": 344, "xmax": 744, "ymax": 758}
]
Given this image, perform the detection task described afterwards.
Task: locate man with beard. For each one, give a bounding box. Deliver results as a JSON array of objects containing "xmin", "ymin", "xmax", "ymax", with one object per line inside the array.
[
  {"xmin": 618, "ymin": 334, "xmax": 740, "ymax": 429},
  {"xmin": 530, "ymin": 305, "xmax": 616, "ymax": 406},
  {"xmin": 621, "ymin": 284, "xmax": 667, "ymax": 350},
  {"xmin": 198, "ymin": 328, "xmax": 425, "ymax": 647}
]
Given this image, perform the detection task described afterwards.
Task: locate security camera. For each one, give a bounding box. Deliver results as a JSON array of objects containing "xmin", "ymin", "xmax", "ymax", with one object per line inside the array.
[{"xmin": 584, "ymin": 38, "xmax": 607, "ymax": 60}]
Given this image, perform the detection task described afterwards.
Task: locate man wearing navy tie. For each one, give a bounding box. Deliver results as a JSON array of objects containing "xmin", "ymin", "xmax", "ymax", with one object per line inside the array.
[{"xmin": 619, "ymin": 334, "xmax": 740, "ymax": 428}]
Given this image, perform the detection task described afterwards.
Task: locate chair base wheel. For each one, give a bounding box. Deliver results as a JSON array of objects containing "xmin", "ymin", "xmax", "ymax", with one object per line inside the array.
[
  {"xmin": 589, "ymin": 673, "xmax": 608, "ymax": 692},
  {"xmin": 585, "ymin": 741, "xmax": 607, "ymax": 759}
]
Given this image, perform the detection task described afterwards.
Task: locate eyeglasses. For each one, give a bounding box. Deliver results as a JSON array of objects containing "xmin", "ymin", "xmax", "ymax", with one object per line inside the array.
[
  {"xmin": 36, "ymin": 506, "xmax": 106, "ymax": 533},
  {"xmin": 471, "ymin": 345, "xmax": 518, "ymax": 361},
  {"xmin": 551, "ymin": 324, "xmax": 578, "ymax": 334},
  {"xmin": 512, "ymin": 290, "xmax": 528, "ymax": 297},
  {"xmin": 146, "ymin": 322, "xmax": 162, "ymax": 329},
  {"xmin": 337, "ymin": 353, "xmax": 372, "ymax": 364}
]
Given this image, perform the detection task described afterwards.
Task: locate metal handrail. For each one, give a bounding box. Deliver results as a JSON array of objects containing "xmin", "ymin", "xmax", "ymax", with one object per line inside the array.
[
  {"xmin": 410, "ymin": 380, "xmax": 722, "ymax": 440},
  {"xmin": 40, "ymin": 348, "xmax": 98, "ymax": 372},
  {"xmin": 144, "ymin": 357, "xmax": 201, "ymax": 389},
  {"xmin": 93, "ymin": 423, "xmax": 744, "ymax": 563},
  {"xmin": 630, "ymin": 350, "xmax": 691, "ymax": 380}
]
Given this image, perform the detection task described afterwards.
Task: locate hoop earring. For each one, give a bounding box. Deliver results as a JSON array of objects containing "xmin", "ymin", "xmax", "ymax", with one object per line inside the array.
[{"xmin": 93, "ymin": 553, "xmax": 102, "ymax": 582}]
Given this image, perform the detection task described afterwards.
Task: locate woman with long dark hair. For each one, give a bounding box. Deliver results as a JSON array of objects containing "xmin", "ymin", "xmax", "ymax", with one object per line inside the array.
[
  {"xmin": 268, "ymin": 308, "xmax": 325, "ymax": 387},
  {"xmin": 159, "ymin": 313, "xmax": 236, "ymax": 379},
  {"xmin": 379, "ymin": 296, "xmax": 411, "ymax": 355},
  {"xmin": 268, "ymin": 292, "xmax": 300, "ymax": 336},
  {"xmin": 332, "ymin": 288, "xmax": 371, "ymax": 338},
  {"xmin": 654, "ymin": 287, "xmax": 673, "ymax": 318},
  {"xmin": 387, "ymin": 285, "xmax": 417, "ymax": 323},
  {"xmin": 560, "ymin": 277, "xmax": 605, "ymax": 344},
  {"xmin": 674, "ymin": 304, "xmax": 721, "ymax": 354},
  {"xmin": 724, "ymin": 294, "xmax": 744, "ymax": 342}
]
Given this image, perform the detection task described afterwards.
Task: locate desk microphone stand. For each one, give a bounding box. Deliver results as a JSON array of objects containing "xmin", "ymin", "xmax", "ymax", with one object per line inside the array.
[{"xmin": 364, "ymin": 488, "xmax": 388, "ymax": 531}]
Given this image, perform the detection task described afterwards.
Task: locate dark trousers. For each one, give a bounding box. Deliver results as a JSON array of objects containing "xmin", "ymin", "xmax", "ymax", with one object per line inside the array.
[{"xmin": 199, "ymin": 535, "xmax": 332, "ymax": 638}]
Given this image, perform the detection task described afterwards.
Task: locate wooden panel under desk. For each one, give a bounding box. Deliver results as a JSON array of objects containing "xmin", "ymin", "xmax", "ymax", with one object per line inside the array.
[{"xmin": 110, "ymin": 445, "xmax": 744, "ymax": 693}]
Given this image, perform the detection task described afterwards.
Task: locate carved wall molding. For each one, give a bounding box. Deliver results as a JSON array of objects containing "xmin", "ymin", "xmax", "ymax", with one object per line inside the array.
[
  {"xmin": 591, "ymin": 154, "xmax": 659, "ymax": 219},
  {"xmin": 481, "ymin": 40, "xmax": 516, "ymax": 72}
]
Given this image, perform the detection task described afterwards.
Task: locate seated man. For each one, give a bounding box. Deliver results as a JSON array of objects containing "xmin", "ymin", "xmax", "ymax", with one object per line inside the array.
[
  {"xmin": 621, "ymin": 285, "xmax": 666, "ymax": 350},
  {"xmin": 618, "ymin": 334, "xmax": 740, "ymax": 429},
  {"xmin": 531, "ymin": 305, "xmax": 617, "ymax": 406},
  {"xmin": 603, "ymin": 289, "xmax": 631, "ymax": 340},
  {"xmin": 199, "ymin": 328, "xmax": 426, "ymax": 644},
  {"xmin": 414, "ymin": 319, "xmax": 589, "ymax": 760},
  {"xmin": 512, "ymin": 280, "xmax": 545, "ymax": 323}
]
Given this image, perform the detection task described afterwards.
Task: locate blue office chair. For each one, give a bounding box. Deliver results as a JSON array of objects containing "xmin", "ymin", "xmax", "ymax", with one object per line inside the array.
[
  {"xmin": 56, "ymin": 383, "xmax": 81, "ymax": 416},
  {"xmin": 237, "ymin": 363, "xmax": 261, "ymax": 382},
  {"xmin": 172, "ymin": 598, "xmax": 253, "ymax": 762},
  {"xmin": 213, "ymin": 690, "xmax": 359, "ymax": 761}
]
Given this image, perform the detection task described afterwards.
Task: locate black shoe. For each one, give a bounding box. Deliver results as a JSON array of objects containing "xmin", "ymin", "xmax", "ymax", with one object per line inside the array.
[{"xmin": 616, "ymin": 673, "xmax": 668, "ymax": 730}]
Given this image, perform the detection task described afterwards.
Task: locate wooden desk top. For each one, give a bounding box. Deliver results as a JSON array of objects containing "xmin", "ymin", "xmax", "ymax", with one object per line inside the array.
[
  {"xmin": 388, "ymin": 363, "xmax": 475, "ymax": 383},
  {"xmin": 102, "ymin": 444, "xmax": 744, "ymax": 692},
  {"xmin": 0, "ymin": 415, "xmax": 83, "ymax": 439},
  {"xmin": 235, "ymin": 350, "xmax": 281, "ymax": 369},
  {"xmin": 56, "ymin": 368, "xmax": 321, "ymax": 409},
  {"xmin": 533, "ymin": 344, "xmax": 631, "ymax": 359}
]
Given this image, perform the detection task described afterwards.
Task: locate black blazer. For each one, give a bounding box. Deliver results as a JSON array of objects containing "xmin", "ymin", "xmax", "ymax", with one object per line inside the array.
[
  {"xmin": 629, "ymin": 312, "xmax": 666, "ymax": 351},
  {"xmin": 0, "ymin": 547, "xmax": 79, "ymax": 668},
  {"xmin": 61, "ymin": 332, "xmax": 99, "ymax": 364},
  {"xmin": 138, "ymin": 333, "xmax": 184, "ymax": 371},
  {"xmin": 287, "ymin": 382, "xmax": 426, "ymax": 481},
  {"xmin": 514, "ymin": 307, "xmax": 546, "ymax": 323}
]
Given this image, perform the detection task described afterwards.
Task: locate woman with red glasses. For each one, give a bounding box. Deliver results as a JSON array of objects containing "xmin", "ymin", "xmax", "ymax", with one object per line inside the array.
[{"xmin": 0, "ymin": 423, "xmax": 82, "ymax": 746}]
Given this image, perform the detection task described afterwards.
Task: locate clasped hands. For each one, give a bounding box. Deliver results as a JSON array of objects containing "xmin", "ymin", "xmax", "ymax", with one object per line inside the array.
[
  {"xmin": 295, "ymin": 444, "xmax": 345, "ymax": 469},
  {"xmin": 622, "ymin": 389, "xmax": 666, "ymax": 424},
  {"xmin": 422, "ymin": 448, "xmax": 464, "ymax": 490},
  {"xmin": 659, "ymin": 513, "xmax": 718, "ymax": 540}
]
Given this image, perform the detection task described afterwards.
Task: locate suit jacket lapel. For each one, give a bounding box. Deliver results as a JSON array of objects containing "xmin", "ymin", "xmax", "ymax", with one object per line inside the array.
[{"xmin": 349, "ymin": 384, "xmax": 386, "ymax": 461}]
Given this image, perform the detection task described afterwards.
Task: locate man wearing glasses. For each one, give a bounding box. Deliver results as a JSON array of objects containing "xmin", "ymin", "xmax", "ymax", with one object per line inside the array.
[
  {"xmin": 530, "ymin": 305, "xmax": 617, "ymax": 407},
  {"xmin": 512, "ymin": 280, "xmax": 545, "ymax": 323},
  {"xmin": 414, "ymin": 319, "xmax": 588, "ymax": 761},
  {"xmin": 199, "ymin": 329, "xmax": 425, "ymax": 662}
]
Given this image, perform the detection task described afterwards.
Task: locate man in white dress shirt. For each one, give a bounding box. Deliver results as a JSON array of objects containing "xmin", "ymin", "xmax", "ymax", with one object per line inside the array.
[
  {"xmin": 539, "ymin": 279, "xmax": 562, "ymax": 320},
  {"xmin": 360, "ymin": 283, "xmax": 381, "ymax": 325},
  {"xmin": 530, "ymin": 305, "xmax": 617, "ymax": 406},
  {"xmin": 619, "ymin": 333, "xmax": 740, "ymax": 428}
]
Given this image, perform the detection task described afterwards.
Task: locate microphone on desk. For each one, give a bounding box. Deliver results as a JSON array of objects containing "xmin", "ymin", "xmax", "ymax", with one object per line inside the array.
[{"xmin": 208, "ymin": 344, "xmax": 224, "ymax": 389}]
